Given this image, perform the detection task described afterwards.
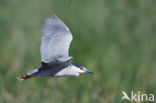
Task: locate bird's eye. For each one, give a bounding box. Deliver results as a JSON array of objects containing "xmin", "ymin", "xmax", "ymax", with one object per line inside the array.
[{"xmin": 80, "ymin": 67, "xmax": 83, "ymax": 70}]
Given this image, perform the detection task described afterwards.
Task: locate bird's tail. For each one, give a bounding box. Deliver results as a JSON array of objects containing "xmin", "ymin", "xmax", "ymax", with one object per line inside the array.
[{"xmin": 17, "ymin": 68, "xmax": 39, "ymax": 81}]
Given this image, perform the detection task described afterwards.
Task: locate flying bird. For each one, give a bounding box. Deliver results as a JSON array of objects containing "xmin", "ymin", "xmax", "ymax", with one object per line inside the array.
[{"xmin": 18, "ymin": 14, "xmax": 94, "ymax": 81}]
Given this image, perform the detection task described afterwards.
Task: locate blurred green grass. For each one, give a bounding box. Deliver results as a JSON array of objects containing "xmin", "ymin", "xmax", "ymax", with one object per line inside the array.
[{"xmin": 0, "ymin": 0, "xmax": 156, "ymax": 103}]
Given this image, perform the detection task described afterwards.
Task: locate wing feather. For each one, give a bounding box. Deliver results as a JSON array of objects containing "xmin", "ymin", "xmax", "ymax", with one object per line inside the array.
[{"xmin": 40, "ymin": 15, "xmax": 72, "ymax": 63}]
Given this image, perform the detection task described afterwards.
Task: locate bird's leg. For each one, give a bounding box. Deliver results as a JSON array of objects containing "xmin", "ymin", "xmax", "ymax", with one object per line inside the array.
[{"xmin": 17, "ymin": 74, "xmax": 37, "ymax": 81}]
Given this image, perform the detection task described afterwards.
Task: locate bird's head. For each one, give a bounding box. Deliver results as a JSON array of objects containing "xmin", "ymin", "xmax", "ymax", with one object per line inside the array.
[{"xmin": 70, "ymin": 62, "xmax": 94, "ymax": 74}]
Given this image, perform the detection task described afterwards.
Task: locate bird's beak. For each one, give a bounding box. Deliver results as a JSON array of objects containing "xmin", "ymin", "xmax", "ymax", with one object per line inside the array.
[{"xmin": 85, "ymin": 69, "xmax": 94, "ymax": 74}]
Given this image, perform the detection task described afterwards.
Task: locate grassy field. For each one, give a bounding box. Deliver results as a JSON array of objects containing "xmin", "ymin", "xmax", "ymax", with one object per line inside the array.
[{"xmin": 0, "ymin": 0, "xmax": 156, "ymax": 103}]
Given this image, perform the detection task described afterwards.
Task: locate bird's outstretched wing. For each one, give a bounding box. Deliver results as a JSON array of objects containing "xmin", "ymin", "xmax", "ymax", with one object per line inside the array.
[{"xmin": 40, "ymin": 15, "xmax": 73, "ymax": 63}]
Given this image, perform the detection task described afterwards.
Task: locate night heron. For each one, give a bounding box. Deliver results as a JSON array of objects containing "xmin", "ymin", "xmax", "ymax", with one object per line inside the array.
[{"xmin": 18, "ymin": 14, "xmax": 94, "ymax": 81}]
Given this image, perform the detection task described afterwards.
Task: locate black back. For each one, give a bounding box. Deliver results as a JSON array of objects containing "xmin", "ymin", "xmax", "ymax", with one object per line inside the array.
[{"xmin": 35, "ymin": 61, "xmax": 70, "ymax": 76}]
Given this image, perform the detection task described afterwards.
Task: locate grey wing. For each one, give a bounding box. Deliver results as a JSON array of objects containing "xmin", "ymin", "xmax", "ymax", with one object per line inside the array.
[{"xmin": 40, "ymin": 15, "xmax": 73, "ymax": 63}]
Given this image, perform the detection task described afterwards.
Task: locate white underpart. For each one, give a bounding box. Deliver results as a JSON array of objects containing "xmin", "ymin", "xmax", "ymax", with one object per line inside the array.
[{"xmin": 55, "ymin": 65, "xmax": 80, "ymax": 77}]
